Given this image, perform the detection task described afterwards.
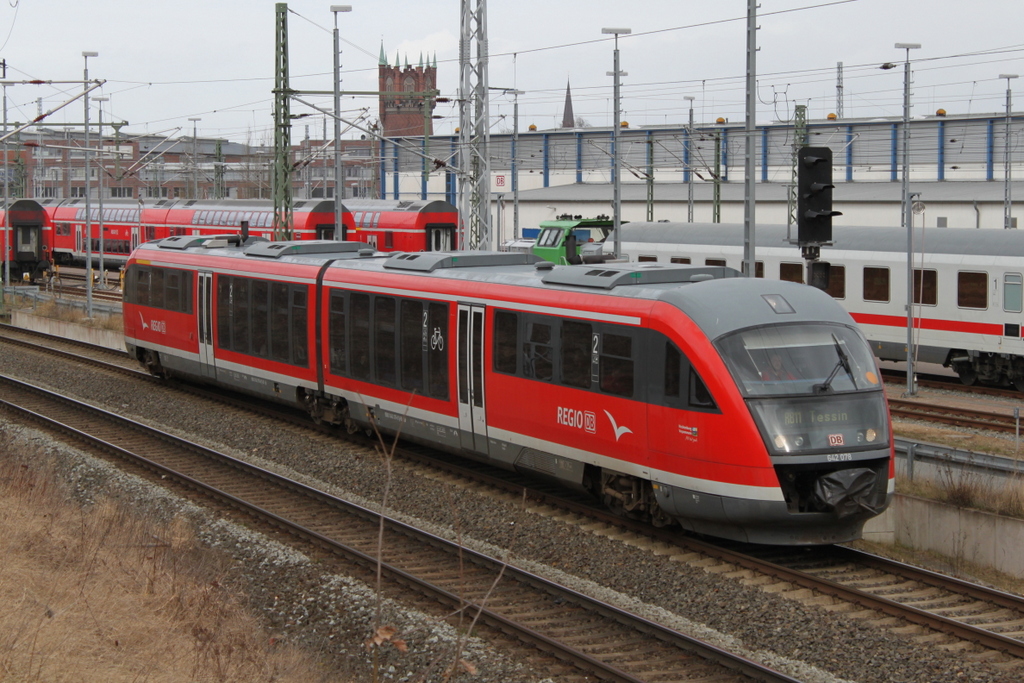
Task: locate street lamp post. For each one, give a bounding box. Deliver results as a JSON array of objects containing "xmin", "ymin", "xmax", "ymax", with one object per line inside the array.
[
  {"xmin": 332, "ymin": 5, "xmax": 352, "ymax": 241},
  {"xmin": 1001, "ymin": 74, "xmax": 1018, "ymax": 229},
  {"xmin": 83, "ymin": 50, "xmax": 98, "ymax": 318},
  {"xmin": 188, "ymin": 118, "xmax": 201, "ymax": 199},
  {"xmin": 684, "ymin": 95, "xmax": 695, "ymax": 223},
  {"xmin": 602, "ymin": 27, "xmax": 630, "ymax": 260},
  {"xmin": 896, "ymin": 42, "xmax": 921, "ymax": 396},
  {"xmin": 93, "ymin": 96, "xmax": 108, "ymax": 281}
]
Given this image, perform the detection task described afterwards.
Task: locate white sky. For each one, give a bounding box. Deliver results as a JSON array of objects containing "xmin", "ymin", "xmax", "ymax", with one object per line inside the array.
[{"xmin": 0, "ymin": 0, "xmax": 1021, "ymax": 145}]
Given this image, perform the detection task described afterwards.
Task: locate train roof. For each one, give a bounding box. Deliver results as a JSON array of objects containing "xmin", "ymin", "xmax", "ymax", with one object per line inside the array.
[
  {"xmin": 615, "ymin": 221, "xmax": 1024, "ymax": 259},
  {"xmin": 342, "ymin": 198, "xmax": 456, "ymax": 214},
  {"xmin": 133, "ymin": 239, "xmax": 858, "ymax": 340}
]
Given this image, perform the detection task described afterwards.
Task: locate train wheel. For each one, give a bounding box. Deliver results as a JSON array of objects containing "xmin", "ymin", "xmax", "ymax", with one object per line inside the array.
[
  {"xmin": 142, "ymin": 350, "xmax": 166, "ymax": 378},
  {"xmin": 1014, "ymin": 377, "xmax": 1024, "ymax": 393},
  {"xmin": 957, "ymin": 367, "xmax": 977, "ymax": 386}
]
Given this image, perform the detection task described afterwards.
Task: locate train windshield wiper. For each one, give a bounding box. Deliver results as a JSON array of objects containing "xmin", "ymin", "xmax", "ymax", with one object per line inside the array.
[{"xmin": 814, "ymin": 334, "xmax": 856, "ymax": 394}]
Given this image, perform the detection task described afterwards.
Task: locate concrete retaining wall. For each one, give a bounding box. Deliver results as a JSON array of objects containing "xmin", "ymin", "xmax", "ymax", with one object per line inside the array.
[
  {"xmin": 863, "ymin": 494, "xmax": 1024, "ymax": 579},
  {"xmin": 12, "ymin": 310, "xmax": 124, "ymax": 351}
]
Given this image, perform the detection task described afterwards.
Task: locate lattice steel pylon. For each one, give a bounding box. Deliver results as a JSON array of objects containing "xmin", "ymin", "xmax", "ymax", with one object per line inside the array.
[
  {"xmin": 272, "ymin": 2, "xmax": 293, "ymax": 240},
  {"xmin": 457, "ymin": 0, "xmax": 490, "ymax": 250},
  {"xmin": 787, "ymin": 104, "xmax": 808, "ymax": 230}
]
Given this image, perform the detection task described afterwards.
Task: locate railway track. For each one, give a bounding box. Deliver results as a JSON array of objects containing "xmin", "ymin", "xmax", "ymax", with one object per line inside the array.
[
  {"xmin": 0, "ymin": 373, "xmax": 799, "ymax": 683},
  {"xmin": 6, "ymin": 329, "xmax": 1024, "ymax": 674},
  {"xmin": 888, "ymin": 398, "xmax": 1022, "ymax": 434}
]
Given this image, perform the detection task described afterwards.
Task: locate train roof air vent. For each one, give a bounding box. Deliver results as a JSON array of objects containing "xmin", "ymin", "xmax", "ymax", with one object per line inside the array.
[
  {"xmin": 383, "ymin": 251, "xmax": 542, "ymax": 272},
  {"xmin": 243, "ymin": 240, "xmax": 365, "ymax": 258},
  {"xmin": 158, "ymin": 235, "xmax": 219, "ymax": 250},
  {"xmin": 541, "ymin": 264, "xmax": 742, "ymax": 289}
]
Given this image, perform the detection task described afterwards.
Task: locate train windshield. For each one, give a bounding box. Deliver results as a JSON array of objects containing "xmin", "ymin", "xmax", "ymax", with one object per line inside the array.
[{"xmin": 715, "ymin": 323, "xmax": 880, "ymax": 397}]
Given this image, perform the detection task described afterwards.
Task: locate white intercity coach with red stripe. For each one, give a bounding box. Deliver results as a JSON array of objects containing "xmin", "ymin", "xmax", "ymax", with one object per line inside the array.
[
  {"xmin": 123, "ymin": 234, "xmax": 894, "ymax": 545},
  {"xmin": 597, "ymin": 222, "xmax": 1024, "ymax": 390}
]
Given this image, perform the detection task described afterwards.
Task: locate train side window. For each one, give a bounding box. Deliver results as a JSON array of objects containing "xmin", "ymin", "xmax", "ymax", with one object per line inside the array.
[
  {"xmin": 374, "ymin": 297, "xmax": 397, "ymax": 385},
  {"xmin": 664, "ymin": 342, "xmax": 681, "ymax": 398},
  {"xmin": 958, "ymin": 271, "xmax": 988, "ymax": 309},
  {"xmin": 827, "ymin": 265, "xmax": 846, "ymax": 299},
  {"xmin": 689, "ymin": 368, "xmax": 716, "ymax": 409},
  {"xmin": 350, "ymin": 293, "xmax": 371, "ymax": 380},
  {"xmin": 216, "ymin": 276, "xmax": 231, "ymax": 348},
  {"xmin": 638, "ymin": 255, "xmax": 657, "ymax": 262},
  {"xmin": 399, "ymin": 299, "xmax": 424, "ymax": 392},
  {"xmin": 523, "ymin": 321, "xmax": 553, "ymax": 382},
  {"xmin": 493, "ymin": 310, "xmax": 518, "ymax": 374},
  {"xmin": 560, "ymin": 320, "xmax": 592, "ymax": 389},
  {"xmin": 233, "ymin": 278, "xmax": 252, "ymax": 355},
  {"xmin": 269, "ymin": 283, "xmax": 289, "ymax": 361},
  {"xmin": 134, "ymin": 267, "xmax": 150, "ymax": 307},
  {"xmin": 329, "ymin": 290, "xmax": 347, "ymax": 375},
  {"xmin": 1005, "ymin": 274, "xmax": 1023, "ymax": 313},
  {"xmin": 372, "ymin": 212, "xmax": 381, "ymax": 228},
  {"xmin": 354, "ymin": 212, "xmax": 364, "ymax": 226},
  {"xmin": 913, "ymin": 269, "xmax": 938, "ymax": 306},
  {"xmin": 705, "ymin": 258, "xmax": 726, "ymax": 267},
  {"xmin": 427, "ymin": 302, "xmax": 449, "ymax": 399},
  {"xmin": 863, "ymin": 267, "xmax": 890, "ymax": 302},
  {"xmin": 670, "ymin": 257, "xmax": 690, "ymax": 264},
  {"xmin": 251, "ymin": 280, "xmax": 269, "ymax": 357},
  {"xmin": 291, "ymin": 287, "xmax": 308, "ymax": 367},
  {"xmin": 780, "ymin": 262, "xmax": 804, "ymax": 284},
  {"xmin": 600, "ymin": 333, "xmax": 633, "ymax": 398},
  {"xmin": 384, "ymin": 231, "xmax": 394, "ymax": 249},
  {"xmin": 150, "ymin": 268, "xmax": 166, "ymax": 309},
  {"xmin": 165, "ymin": 270, "xmax": 181, "ymax": 313}
]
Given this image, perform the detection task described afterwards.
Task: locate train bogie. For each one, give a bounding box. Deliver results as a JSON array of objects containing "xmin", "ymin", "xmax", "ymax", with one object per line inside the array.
[{"xmin": 123, "ymin": 236, "xmax": 893, "ymax": 546}]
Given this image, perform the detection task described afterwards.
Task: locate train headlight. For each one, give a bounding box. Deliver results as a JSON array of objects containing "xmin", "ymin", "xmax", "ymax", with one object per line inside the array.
[
  {"xmin": 865, "ymin": 428, "xmax": 877, "ymax": 443},
  {"xmin": 774, "ymin": 434, "xmax": 787, "ymax": 450},
  {"xmin": 793, "ymin": 436, "xmax": 805, "ymax": 447}
]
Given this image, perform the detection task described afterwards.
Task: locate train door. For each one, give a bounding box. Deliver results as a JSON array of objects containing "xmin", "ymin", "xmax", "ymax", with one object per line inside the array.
[
  {"xmin": 130, "ymin": 226, "xmax": 140, "ymax": 252},
  {"xmin": 457, "ymin": 304, "xmax": 488, "ymax": 454},
  {"xmin": 197, "ymin": 271, "xmax": 216, "ymax": 379},
  {"xmin": 428, "ymin": 224, "xmax": 453, "ymax": 251},
  {"xmin": 316, "ymin": 223, "xmax": 335, "ymax": 240},
  {"xmin": 75, "ymin": 225, "xmax": 84, "ymax": 257}
]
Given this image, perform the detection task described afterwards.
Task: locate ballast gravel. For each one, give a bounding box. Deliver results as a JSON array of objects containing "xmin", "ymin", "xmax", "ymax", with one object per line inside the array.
[{"xmin": 1, "ymin": 342, "xmax": 1019, "ymax": 683}]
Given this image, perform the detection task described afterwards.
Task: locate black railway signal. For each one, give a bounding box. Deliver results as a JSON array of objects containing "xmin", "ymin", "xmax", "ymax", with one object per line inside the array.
[{"xmin": 797, "ymin": 146, "xmax": 842, "ymax": 245}]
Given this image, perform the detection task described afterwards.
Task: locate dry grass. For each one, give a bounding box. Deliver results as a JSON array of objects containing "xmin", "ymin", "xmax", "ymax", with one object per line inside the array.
[
  {"xmin": 27, "ymin": 299, "xmax": 123, "ymax": 331},
  {"xmin": 0, "ymin": 449, "xmax": 333, "ymax": 682}
]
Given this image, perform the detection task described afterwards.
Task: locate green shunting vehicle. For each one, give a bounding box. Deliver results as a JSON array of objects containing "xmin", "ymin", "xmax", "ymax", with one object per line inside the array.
[{"xmin": 529, "ymin": 214, "xmax": 617, "ymax": 265}]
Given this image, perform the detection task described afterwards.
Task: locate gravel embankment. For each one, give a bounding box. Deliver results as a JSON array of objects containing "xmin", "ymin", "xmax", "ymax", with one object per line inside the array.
[{"xmin": 2, "ymin": 344, "xmax": 1019, "ymax": 683}]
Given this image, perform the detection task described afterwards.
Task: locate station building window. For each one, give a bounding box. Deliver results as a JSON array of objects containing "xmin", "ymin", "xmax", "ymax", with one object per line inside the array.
[{"xmin": 705, "ymin": 258, "xmax": 726, "ymax": 267}]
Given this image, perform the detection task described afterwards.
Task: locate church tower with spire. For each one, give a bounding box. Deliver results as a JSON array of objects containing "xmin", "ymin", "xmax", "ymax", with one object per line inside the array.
[{"xmin": 378, "ymin": 45, "xmax": 438, "ymax": 138}]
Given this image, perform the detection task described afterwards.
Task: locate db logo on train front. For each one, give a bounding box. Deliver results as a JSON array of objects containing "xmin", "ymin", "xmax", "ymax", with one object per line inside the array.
[{"xmin": 828, "ymin": 433, "xmax": 844, "ymax": 447}]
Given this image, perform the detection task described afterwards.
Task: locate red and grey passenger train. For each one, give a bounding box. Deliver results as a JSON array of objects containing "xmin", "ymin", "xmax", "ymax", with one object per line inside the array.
[
  {"xmin": 122, "ymin": 234, "xmax": 894, "ymax": 545},
  {"xmin": 588, "ymin": 221, "xmax": 1024, "ymax": 390},
  {"xmin": 0, "ymin": 197, "xmax": 457, "ymax": 280}
]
